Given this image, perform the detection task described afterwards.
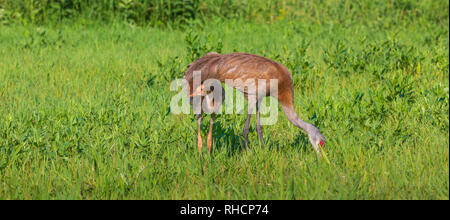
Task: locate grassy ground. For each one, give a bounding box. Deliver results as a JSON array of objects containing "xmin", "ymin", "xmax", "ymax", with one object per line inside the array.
[{"xmin": 0, "ymin": 2, "xmax": 449, "ymax": 199}]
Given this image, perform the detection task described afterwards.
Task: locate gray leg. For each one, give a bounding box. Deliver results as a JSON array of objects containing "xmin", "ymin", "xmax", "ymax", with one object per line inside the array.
[
  {"xmin": 243, "ymin": 113, "xmax": 251, "ymax": 147},
  {"xmin": 256, "ymin": 101, "xmax": 265, "ymax": 148},
  {"xmin": 243, "ymin": 96, "xmax": 256, "ymax": 148}
]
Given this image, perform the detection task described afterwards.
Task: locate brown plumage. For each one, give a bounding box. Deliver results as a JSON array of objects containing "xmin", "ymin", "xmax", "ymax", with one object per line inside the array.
[{"xmin": 185, "ymin": 52, "xmax": 325, "ymax": 154}]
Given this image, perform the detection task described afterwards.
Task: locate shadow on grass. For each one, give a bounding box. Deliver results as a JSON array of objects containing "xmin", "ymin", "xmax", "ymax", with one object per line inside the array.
[
  {"xmin": 287, "ymin": 133, "xmax": 310, "ymax": 152},
  {"xmin": 196, "ymin": 113, "xmax": 312, "ymax": 156},
  {"xmin": 212, "ymin": 121, "xmax": 245, "ymax": 156},
  {"xmin": 208, "ymin": 121, "xmax": 314, "ymax": 156}
]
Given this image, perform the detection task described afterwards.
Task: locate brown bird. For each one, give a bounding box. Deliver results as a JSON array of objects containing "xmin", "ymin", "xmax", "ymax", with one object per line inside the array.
[
  {"xmin": 188, "ymin": 81, "xmax": 225, "ymax": 154},
  {"xmin": 185, "ymin": 52, "xmax": 325, "ymax": 154}
]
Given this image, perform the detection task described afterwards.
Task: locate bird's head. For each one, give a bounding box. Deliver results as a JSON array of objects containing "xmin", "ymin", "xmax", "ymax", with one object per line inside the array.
[
  {"xmin": 308, "ymin": 126, "xmax": 326, "ymax": 153},
  {"xmin": 189, "ymin": 82, "xmax": 225, "ymax": 113}
]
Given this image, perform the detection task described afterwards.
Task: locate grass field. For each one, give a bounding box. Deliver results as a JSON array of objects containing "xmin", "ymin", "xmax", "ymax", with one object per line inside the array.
[{"xmin": 0, "ymin": 0, "xmax": 449, "ymax": 199}]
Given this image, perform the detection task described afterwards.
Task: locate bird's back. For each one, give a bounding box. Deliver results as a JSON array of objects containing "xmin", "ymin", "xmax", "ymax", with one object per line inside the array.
[{"xmin": 185, "ymin": 52, "xmax": 294, "ymax": 98}]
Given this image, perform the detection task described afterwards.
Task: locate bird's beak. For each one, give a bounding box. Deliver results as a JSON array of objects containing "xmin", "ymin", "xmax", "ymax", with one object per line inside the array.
[
  {"xmin": 315, "ymin": 140, "xmax": 330, "ymax": 164},
  {"xmin": 313, "ymin": 144, "xmax": 321, "ymax": 155}
]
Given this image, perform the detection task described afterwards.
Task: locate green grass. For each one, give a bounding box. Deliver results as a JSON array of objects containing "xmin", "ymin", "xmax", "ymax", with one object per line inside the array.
[{"xmin": 0, "ymin": 1, "xmax": 449, "ymax": 199}]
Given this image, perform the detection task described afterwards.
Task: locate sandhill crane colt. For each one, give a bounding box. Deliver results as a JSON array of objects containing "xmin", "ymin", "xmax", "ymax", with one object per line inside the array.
[{"xmin": 185, "ymin": 52, "xmax": 325, "ymax": 154}]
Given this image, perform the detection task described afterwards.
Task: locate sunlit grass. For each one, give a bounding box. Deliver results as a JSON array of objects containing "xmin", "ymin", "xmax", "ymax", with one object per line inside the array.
[{"xmin": 0, "ymin": 3, "xmax": 448, "ymax": 199}]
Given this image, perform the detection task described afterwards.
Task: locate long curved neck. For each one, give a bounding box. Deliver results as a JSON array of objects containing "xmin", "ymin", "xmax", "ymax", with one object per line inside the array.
[{"xmin": 281, "ymin": 104, "xmax": 314, "ymax": 134}]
